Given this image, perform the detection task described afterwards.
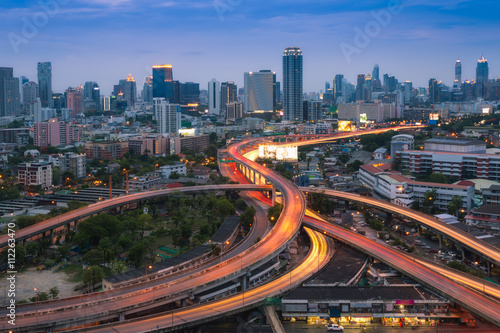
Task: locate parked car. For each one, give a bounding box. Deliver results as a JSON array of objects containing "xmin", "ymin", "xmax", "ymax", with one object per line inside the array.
[
  {"xmin": 428, "ymin": 249, "xmax": 438, "ymax": 253},
  {"xmin": 326, "ymin": 323, "xmax": 344, "ymax": 331}
]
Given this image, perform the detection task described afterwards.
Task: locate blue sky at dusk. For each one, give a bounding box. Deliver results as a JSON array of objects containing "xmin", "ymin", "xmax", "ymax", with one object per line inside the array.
[{"xmin": 1, "ymin": 0, "xmax": 500, "ymax": 95}]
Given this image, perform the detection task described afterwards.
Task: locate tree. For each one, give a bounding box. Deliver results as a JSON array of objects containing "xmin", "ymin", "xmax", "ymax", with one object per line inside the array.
[
  {"xmin": 110, "ymin": 260, "xmax": 127, "ymax": 274},
  {"xmin": 235, "ymin": 198, "xmax": 247, "ymax": 211},
  {"xmin": 337, "ymin": 154, "xmax": 349, "ymax": 164},
  {"xmin": 423, "ymin": 189, "xmax": 438, "ymax": 214},
  {"xmin": 447, "ymin": 196, "xmax": 463, "ymax": 216},
  {"xmin": 30, "ymin": 291, "xmax": 49, "ymax": 302},
  {"xmin": 267, "ymin": 203, "xmax": 283, "ymax": 224},
  {"xmin": 215, "ymin": 198, "xmax": 236, "ymax": 220},
  {"xmin": 137, "ymin": 213, "xmax": 153, "ymax": 238},
  {"xmin": 204, "ymin": 144, "xmax": 218, "ymax": 159},
  {"xmin": 82, "ymin": 266, "xmax": 103, "ymax": 286},
  {"xmin": 347, "ymin": 160, "xmax": 364, "ymax": 173},
  {"xmin": 128, "ymin": 241, "xmax": 148, "ymax": 267},
  {"xmin": 428, "ymin": 173, "xmax": 450, "ymax": 184},
  {"xmin": 49, "ymin": 287, "xmax": 60, "ymax": 299},
  {"xmin": 169, "ymin": 172, "xmax": 181, "ymax": 179},
  {"xmin": 240, "ymin": 205, "xmax": 256, "ymax": 228},
  {"xmin": 52, "ymin": 167, "xmax": 62, "ymax": 186}
]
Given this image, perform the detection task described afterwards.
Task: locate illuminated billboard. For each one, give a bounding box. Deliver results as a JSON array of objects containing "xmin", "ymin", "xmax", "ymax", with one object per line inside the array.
[
  {"xmin": 259, "ymin": 145, "xmax": 277, "ymax": 159},
  {"xmin": 429, "ymin": 113, "xmax": 439, "ymax": 121},
  {"xmin": 483, "ymin": 107, "xmax": 491, "ymax": 114},
  {"xmin": 360, "ymin": 113, "xmax": 367, "ymax": 123},
  {"xmin": 259, "ymin": 145, "xmax": 298, "ymax": 162},
  {"xmin": 178, "ymin": 128, "xmax": 196, "ymax": 137},
  {"xmin": 338, "ymin": 121, "xmax": 353, "ymax": 132},
  {"xmin": 276, "ymin": 147, "xmax": 298, "ymax": 162}
]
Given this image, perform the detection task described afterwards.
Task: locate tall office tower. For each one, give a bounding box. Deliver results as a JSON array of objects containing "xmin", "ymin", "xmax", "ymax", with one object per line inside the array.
[
  {"xmin": 404, "ymin": 81, "xmax": 413, "ymax": 103},
  {"xmin": 429, "ymin": 78, "xmax": 439, "ymax": 104},
  {"xmin": 122, "ymin": 74, "xmax": 137, "ymax": 108},
  {"xmin": 0, "ymin": 68, "xmax": 21, "ymax": 117},
  {"xmin": 172, "ymin": 81, "xmax": 182, "ymax": 104},
  {"xmin": 275, "ymin": 81, "xmax": 281, "ymax": 105},
  {"xmin": 152, "ymin": 65, "xmax": 173, "ymax": 99},
  {"xmin": 372, "ymin": 64, "xmax": 380, "ymax": 81},
  {"xmin": 154, "ymin": 98, "xmax": 181, "ymax": 135},
  {"xmin": 334, "ymin": 74, "xmax": 344, "ymax": 100},
  {"xmin": 476, "ymin": 56, "xmax": 489, "ymax": 99},
  {"xmin": 208, "ymin": 79, "xmax": 221, "ymax": 115},
  {"xmin": 244, "ymin": 70, "xmax": 276, "ymax": 113},
  {"xmin": 103, "ymin": 96, "xmax": 111, "ymax": 111},
  {"xmin": 23, "ymin": 81, "xmax": 39, "ymax": 114},
  {"xmin": 220, "ymin": 82, "xmax": 238, "ymax": 115},
  {"xmin": 454, "ymin": 59, "xmax": 462, "ymax": 90},
  {"xmin": 19, "ymin": 76, "xmax": 28, "ymax": 104},
  {"xmin": 37, "ymin": 62, "xmax": 52, "ymax": 107},
  {"xmin": 325, "ymin": 81, "xmax": 331, "ymax": 92},
  {"xmin": 383, "ymin": 74, "xmax": 398, "ymax": 92},
  {"xmin": 283, "ymin": 47, "xmax": 303, "ymax": 122},
  {"xmin": 83, "ymin": 81, "xmax": 100, "ymax": 111},
  {"xmin": 356, "ymin": 74, "xmax": 366, "ymax": 101},
  {"xmin": 142, "ymin": 76, "xmax": 153, "ymax": 103},
  {"xmin": 181, "ymin": 82, "xmax": 200, "ymax": 104},
  {"xmin": 52, "ymin": 93, "xmax": 64, "ymax": 109},
  {"xmin": 226, "ymin": 101, "xmax": 244, "ymax": 123},
  {"xmin": 66, "ymin": 87, "xmax": 83, "ymax": 118}
]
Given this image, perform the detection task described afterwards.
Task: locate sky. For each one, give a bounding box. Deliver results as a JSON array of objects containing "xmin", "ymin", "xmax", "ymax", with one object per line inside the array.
[{"xmin": 1, "ymin": 0, "xmax": 500, "ymax": 95}]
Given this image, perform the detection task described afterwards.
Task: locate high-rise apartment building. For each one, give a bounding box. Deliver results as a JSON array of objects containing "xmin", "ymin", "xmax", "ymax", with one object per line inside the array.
[
  {"xmin": 208, "ymin": 79, "xmax": 221, "ymax": 115},
  {"xmin": 244, "ymin": 70, "xmax": 276, "ymax": 113},
  {"xmin": 23, "ymin": 81, "xmax": 39, "ymax": 114},
  {"xmin": 37, "ymin": 62, "xmax": 52, "ymax": 107},
  {"xmin": 34, "ymin": 118, "xmax": 81, "ymax": 148},
  {"xmin": 454, "ymin": 59, "xmax": 462, "ymax": 91},
  {"xmin": 66, "ymin": 87, "xmax": 83, "ymax": 118},
  {"xmin": 181, "ymin": 82, "xmax": 200, "ymax": 104},
  {"xmin": 0, "ymin": 67, "xmax": 21, "ymax": 117},
  {"xmin": 303, "ymin": 100, "xmax": 322, "ymax": 122},
  {"xmin": 220, "ymin": 82, "xmax": 238, "ymax": 115},
  {"xmin": 154, "ymin": 98, "xmax": 181, "ymax": 135},
  {"xmin": 122, "ymin": 74, "xmax": 137, "ymax": 108},
  {"xmin": 226, "ymin": 101, "xmax": 244, "ymax": 123},
  {"xmin": 283, "ymin": 47, "xmax": 303, "ymax": 122},
  {"xmin": 334, "ymin": 74, "xmax": 344, "ymax": 100}
]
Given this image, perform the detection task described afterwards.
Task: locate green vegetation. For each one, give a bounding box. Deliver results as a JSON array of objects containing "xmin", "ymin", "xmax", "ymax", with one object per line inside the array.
[
  {"xmin": 447, "ymin": 260, "xmax": 486, "ymax": 279},
  {"xmin": 267, "ymin": 203, "xmax": 283, "ymax": 223},
  {"xmin": 360, "ymin": 131, "xmax": 397, "ymax": 152}
]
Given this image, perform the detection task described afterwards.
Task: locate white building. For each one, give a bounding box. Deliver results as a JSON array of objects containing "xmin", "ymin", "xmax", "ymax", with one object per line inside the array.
[
  {"xmin": 359, "ymin": 164, "xmax": 474, "ymax": 213},
  {"xmin": 208, "ymin": 79, "xmax": 221, "ymax": 115},
  {"xmin": 155, "ymin": 98, "xmax": 181, "ymax": 135},
  {"xmin": 373, "ymin": 147, "xmax": 388, "ymax": 160},
  {"xmin": 226, "ymin": 101, "xmax": 244, "ymax": 123},
  {"xmin": 159, "ymin": 163, "xmax": 187, "ymax": 179},
  {"xmin": 18, "ymin": 162, "xmax": 52, "ymax": 188},
  {"xmin": 244, "ymin": 70, "xmax": 275, "ymax": 113},
  {"xmin": 129, "ymin": 172, "xmax": 161, "ymax": 191}
]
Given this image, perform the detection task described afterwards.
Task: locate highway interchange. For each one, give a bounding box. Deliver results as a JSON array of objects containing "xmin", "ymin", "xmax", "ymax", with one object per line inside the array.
[{"xmin": 3, "ymin": 126, "xmax": 500, "ymax": 332}]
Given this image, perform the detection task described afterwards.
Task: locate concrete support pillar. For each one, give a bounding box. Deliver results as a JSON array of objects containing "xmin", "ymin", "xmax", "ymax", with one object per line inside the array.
[
  {"xmin": 386, "ymin": 213, "xmax": 393, "ymax": 225},
  {"xmin": 49, "ymin": 229, "xmax": 54, "ymax": 245},
  {"xmin": 22, "ymin": 239, "xmax": 26, "ymax": 246},
  {"xmin": 487, "ymin": 262, "xmax": 491, "ymax": 277},
  {"xmin": 272, "ymin": 186, "xmax": 276, "ymax": 206},
  {"xmin": 119, "ymin": 313, "xmax": 125, "ymax": 321},
  {"xmin": 307, "ymin": 193, "xmax": 312, "ymax": 206},
  {"xmin": 252, "ymin": 170, "xmax": 256, "ymax": 184},
  {"xmin": 181, "ymin": 298, "xmax": 187, "ymax": 307},
  {"xmin": 241, "ymin": 275, "xmax": 248, "ymax": 292},
  {"xmin": 66, "ymin": 223, "xmax": 71, "ymax": 233},
  {"xmin": 438, "ymin": 235, "xmax": 442, "ymax": 248}
]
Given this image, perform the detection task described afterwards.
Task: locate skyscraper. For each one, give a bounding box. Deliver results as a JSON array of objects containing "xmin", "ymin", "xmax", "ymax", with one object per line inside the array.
[
  {"xmin": 37, "ymin": 62, "xmax": 52, "ymax": 107},
  {"xmin": 372, "ymin": 64, "xmax": 380, "ymax": 81},
  {"xmin": 83, "ymin": 81, "xmax": 100, "ymax": 111},
  {"xmin": 181, "ymin": 82, "xmax": 200, "ymax": 104},
  {"xmin": 142, "ymin": 76, "xmax": 153, "ymax": 103},
  {"xmin": 208, "ymin": 79, "xmax": 221, "ymax": 115},
  {"xmin": 152, "ymin": 65, "xmax": 173, "ymax": 99},
  {"xmin": 429, "ymin": 79, "xmax": 439, "ymax": 104},
  {"xmin": 23, "ymin": 81, "xmax": 39, "ymax": 114},
  {"xmin": 123, "ymin": 74, "xmax": 137, "ymax": 108},
  {"xmin": 455, "ymin": 59, "xmax": 462, "ymax": 87},
  {"xmin": 356, "ymin": 74, "xmax": 366, "ymax": 101},
  {"xmin": 220, "ymin": 82, "xmax": 238, "ymax": 115},
  {"xmin": 66, "ymin": 87, "xmax": 83, "ymax": 118},
  {"xmin": 404, "ymin": 81, "xmax": 413, "ymax": 103},
  {"xmin": 0, "ymin": 68, "xmax": 21, "ymax": 117},
  {"xmin": 283, "ymin": 47, "xmax": 303, "ymax": 122},
  {"xmin": 334, "ymin": 74, "xmax": 344, "ymax": 100},
  {"xmin": 244, "ymin": 71, "xmax": 276, "ymax": 113},
  {"xmin": 476, "ymin": 56, "xmax": 489, "ymax": 99},
  {"xmin": 154, "ymin": 98, "xmax": 181, "ymax": 135}
]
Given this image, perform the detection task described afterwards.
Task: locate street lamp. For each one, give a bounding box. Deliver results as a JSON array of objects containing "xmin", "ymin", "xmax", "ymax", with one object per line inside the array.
[
  {"xmin": 34, "ymin": 287, "xmax": 39, "ymax": 328},
  {"xmin": 145, "ymin": 265, "xmax": 152, "ymax": 292}
]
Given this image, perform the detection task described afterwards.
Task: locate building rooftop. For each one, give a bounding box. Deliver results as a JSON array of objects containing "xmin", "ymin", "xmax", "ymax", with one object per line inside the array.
[
  {"xmin": 473, "ymin": 205, "xmax": 500, "ymax": 216},
  {"xmin": 283, "ymin": 286, "xmax": 439, "ymax": 302},
  {"xmin": 425, "ymin": 138, "xmax": 486, "ymax": 146},
  {"xmin": 210, "ymin": 216, "xmax": 240, "ymax": 243}
]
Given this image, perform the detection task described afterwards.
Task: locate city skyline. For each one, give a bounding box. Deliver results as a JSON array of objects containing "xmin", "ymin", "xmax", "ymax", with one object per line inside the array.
[{"xmin": 1, "ymin": 0, "xmax": 500, "ymax": 95}]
